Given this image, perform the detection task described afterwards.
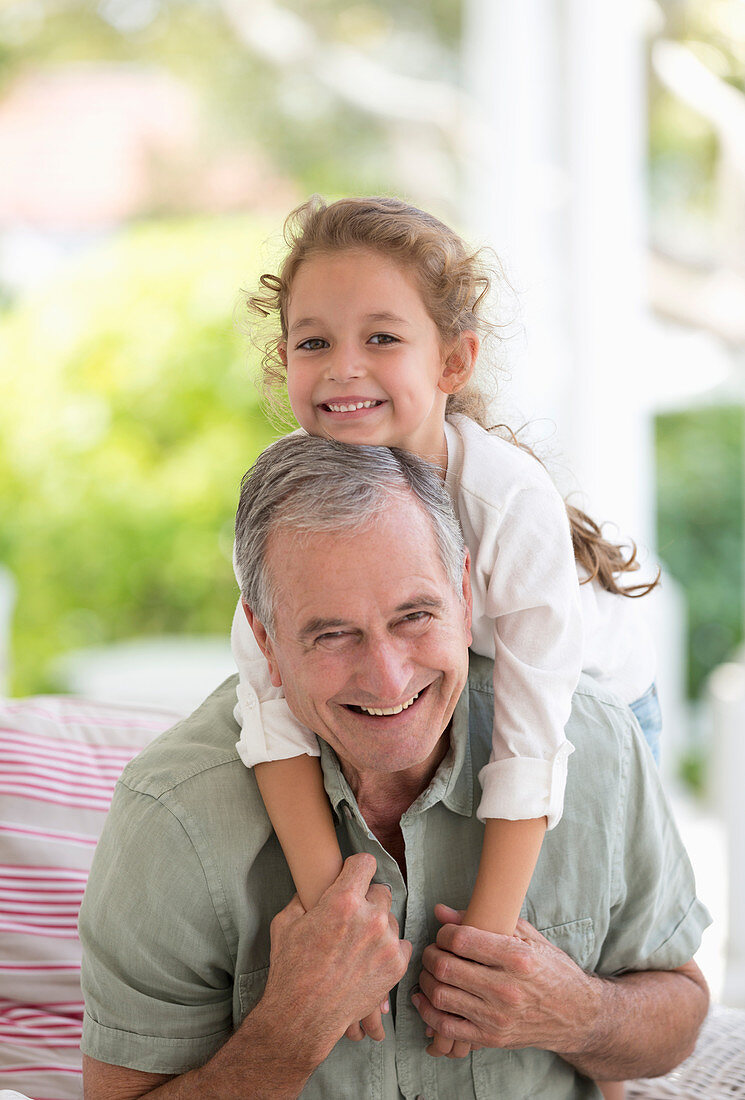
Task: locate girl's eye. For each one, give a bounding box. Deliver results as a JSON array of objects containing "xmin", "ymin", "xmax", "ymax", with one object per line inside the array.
[
  {"xmin": 297, "ymin": 338, "xmax": 329, "ymax": 351},
  {"xmin": 369, "ymin": 333, "xmax": 398, "ymax": 346}
]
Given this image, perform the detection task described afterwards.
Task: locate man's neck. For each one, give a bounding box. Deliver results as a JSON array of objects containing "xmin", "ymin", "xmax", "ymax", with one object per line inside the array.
[{"xmin": 343, "ymin": 731, "xmax": 450, "ymax": 842}]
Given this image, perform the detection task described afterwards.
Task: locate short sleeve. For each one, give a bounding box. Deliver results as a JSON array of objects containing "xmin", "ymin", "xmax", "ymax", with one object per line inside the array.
[
  {"xmin": 597, "ymin": 725, "xmax": 711, "ymax": 976},
  {"xmin": 79, "ymin": 782, "xmax": 235, "ymax": 1074}
]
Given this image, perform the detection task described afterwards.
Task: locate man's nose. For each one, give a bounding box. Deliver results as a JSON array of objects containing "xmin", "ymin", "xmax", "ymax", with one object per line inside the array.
[{"xmin": 358, "ymin": 638, "xmax": 413, "ymax": 702}]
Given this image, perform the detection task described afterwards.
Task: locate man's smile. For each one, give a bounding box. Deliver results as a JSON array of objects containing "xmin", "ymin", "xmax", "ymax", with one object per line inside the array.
[
  {"xmin": 345, "ymin": 688, "xmax": 423, "ymax": 717},
  {"xmin": 342, "ymin": 685, "xmax": 432, "ymax": 718}
]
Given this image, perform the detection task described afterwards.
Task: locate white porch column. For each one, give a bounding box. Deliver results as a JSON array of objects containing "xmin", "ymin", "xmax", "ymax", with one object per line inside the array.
[
  {"xmin": 710, "ymin": 659, "xmax": 745, "ymax": 1007},
  {"xmin": 461, "ymin": 0, "xmax": 654, "ymax": 552}
]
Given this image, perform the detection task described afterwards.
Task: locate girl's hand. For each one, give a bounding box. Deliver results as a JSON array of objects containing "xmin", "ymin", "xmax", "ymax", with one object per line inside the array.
[{"xmin": 426, "ymin": 1030, "xmax": 476, "ymax": 1058}]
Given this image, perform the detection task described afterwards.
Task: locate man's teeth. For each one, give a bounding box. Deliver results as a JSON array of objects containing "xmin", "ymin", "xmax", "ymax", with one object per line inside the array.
[
  {"xmin": 358, "ymin": 692, "xmax": 420, "ymax": 716},
  {"xmin": 326, "ymin": 400, "xmax": 378, "ymax": 412}
]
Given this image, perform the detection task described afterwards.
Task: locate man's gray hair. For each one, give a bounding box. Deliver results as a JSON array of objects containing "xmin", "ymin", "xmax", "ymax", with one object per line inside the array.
[{"xmin": 234, "ymin": 434, "xmax": 467, "ymax": 633}]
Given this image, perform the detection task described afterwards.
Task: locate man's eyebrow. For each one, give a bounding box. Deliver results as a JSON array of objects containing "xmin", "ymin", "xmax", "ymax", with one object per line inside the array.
[
  {"xmin": 299, "ymin": 616, "xmax": 351, "ymax": 640},
  {"xmin": 395, "ymin": 595, "xmax": 446, "ymax": 614}
]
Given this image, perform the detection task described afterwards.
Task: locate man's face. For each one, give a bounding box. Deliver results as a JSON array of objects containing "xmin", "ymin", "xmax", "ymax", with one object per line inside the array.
[{"xmin": 249, "ymin": 496, "xmax": 472, "ymax": 781}]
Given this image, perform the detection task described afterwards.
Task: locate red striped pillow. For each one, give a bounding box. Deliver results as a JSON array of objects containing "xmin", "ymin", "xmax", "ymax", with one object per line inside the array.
[{"xmin": 0, "ymin": 696, "xmax": 181, "ymax": 1100}]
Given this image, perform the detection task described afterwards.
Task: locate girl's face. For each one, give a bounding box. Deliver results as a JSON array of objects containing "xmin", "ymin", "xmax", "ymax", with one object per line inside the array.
[{"xmin": 280, "ymin": 248, "xmax": 476, "ymax": 468}]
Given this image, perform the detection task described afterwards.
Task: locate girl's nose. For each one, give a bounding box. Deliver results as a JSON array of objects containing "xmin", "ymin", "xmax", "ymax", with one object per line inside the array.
[{"xmin": 324, "ymin": 346, "xmax": 366, "ymax": 383}]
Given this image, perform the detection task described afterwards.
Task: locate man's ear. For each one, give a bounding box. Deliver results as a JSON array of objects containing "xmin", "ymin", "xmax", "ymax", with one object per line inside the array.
[
  {"xmin": 242, "ymin": 601, "xmax": 283, "ymax": 688},
  {"xmin": 439, "ymin": 331, "xmax": 479, "ymax": 396},
  {"xmin": 461, "ymin": 550, "xmax": 473, "ymax": 646}
]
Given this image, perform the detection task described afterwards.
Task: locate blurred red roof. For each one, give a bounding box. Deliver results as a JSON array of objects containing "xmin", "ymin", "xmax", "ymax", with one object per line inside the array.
[{"xmin": 0, "ymin": 64, "xmax": 295, "ymax": 229}]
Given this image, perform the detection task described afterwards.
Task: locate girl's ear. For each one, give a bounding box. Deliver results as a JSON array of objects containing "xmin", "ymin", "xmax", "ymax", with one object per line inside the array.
[
  {"xmin": 439, "ymin": 331, "xmax": 479, "ymax": 395},
  {"xmin": 278, "ymin": 341, "xmax": 288, "ymax": 367}
]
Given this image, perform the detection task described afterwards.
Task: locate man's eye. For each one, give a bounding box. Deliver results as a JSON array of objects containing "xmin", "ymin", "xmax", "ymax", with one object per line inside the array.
[
  {"xmin": 369, "ymin": 333, "xmax": 398, "ymax": 345},
  {"xmin": 399, "ymin": 612, "xmax": 432, "ymax": 630},
  {"xmin": 297, "ymin": 338, "xmax": 328, "ymax": 351},
  {"xmin": 315, "ymin": 632, "xmax": 354, "ymax": 649}
]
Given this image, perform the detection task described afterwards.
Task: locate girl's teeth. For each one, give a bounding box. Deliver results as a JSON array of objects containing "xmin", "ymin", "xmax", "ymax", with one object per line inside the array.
[
  {"xmin": 327, "ymin": 400, "xmax": 377, "ymax": 412},
  {"xmin": 359, "ymin": 692, "xmax": 420, "ymax": 716}
]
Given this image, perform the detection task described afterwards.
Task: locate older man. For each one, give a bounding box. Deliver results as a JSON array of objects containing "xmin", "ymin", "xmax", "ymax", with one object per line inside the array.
[{"xmin": 80, "ymin": 435, "xmax": 710, "ymax": 1099}]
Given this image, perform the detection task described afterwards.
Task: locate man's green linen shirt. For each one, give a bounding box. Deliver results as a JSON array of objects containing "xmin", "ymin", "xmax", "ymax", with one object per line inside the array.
[{"xmin": 79, "ymin": 660, "xmax": 710, "ymax": 1099}]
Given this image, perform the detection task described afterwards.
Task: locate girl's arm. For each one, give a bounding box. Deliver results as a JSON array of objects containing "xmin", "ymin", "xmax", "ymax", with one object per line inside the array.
[
  {"xmin": 254, "ymin": 757, "xmax": 343, "ymax": 910},
  {"xmin": 462, "ymin": 816, "xmax": 546, "ymax": 935},
  {"xmin": 233, "ymin": 602, "xmax": 343, "ymax": 906}
]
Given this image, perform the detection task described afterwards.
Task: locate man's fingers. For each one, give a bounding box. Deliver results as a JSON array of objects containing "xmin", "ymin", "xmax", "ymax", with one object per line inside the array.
[
  {"xmin": 268, "ymin": 894, "xmax": 306, "ymax": 942},
  {"xmin": 418, "ymin": 961, "xmax": 486, "ymax": 1021},
  {"xmin": 367, "ymin": 883, "xmax": 394, "ymax": 911},
  {"xmin": 514, "ymin": 917, "xmax": 550, "ymax": 946},
  {"xmin": 345, "ymin": 1021, "xmax": 365, "ymax": 1041},
  {"xmin": 397, "ymin": 935, "xmax": 414, "ymax": 973},
  {"xmin": 435, "ymin": 922, "xmax": 534, "ymax": 972},
  {"xmin": 332, "ymin": 852, "xmax": 378, "ymax": 895},
  {"xmin": 359, "ymin": 1007, "xmax": 386, "ymax": 1042},
  {"xmin": 412, "ymin": 991, "xmax": 478, "ymax": 1047}
]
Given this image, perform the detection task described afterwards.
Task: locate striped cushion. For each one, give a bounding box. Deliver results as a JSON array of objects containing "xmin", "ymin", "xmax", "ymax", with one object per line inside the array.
[{"xmin": 0, "ymin": 696, "xmax": 182, "ymax": 1100}]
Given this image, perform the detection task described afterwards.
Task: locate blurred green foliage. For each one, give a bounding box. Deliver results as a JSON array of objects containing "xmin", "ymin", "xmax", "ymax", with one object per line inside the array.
[
  {"xmin": 656, "ymin": 404, "xmax": 744, "ymax": 698},
  {"xmin": 0, "ymin": 216, "xmax": 281, "ymax": 695}
]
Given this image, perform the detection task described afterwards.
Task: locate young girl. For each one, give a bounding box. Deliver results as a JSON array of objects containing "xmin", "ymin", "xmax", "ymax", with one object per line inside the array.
[{"xmin": 231, "ymin": 197, "xmax": 659, "ymax": 1092}]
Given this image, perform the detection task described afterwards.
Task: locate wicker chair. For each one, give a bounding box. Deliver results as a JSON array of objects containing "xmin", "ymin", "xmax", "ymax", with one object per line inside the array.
[{"xmin": 628, "ymin": 1005, "xmax": 745, "ymax": 1098}]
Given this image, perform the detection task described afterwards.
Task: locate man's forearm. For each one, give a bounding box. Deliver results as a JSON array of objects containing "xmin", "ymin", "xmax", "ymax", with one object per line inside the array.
[
  {"xmin": 561, "ymin": 961, "xmax": 709, "ymax": 1082},
  {"xmin": 155, "ymin": 1006, "xmax": 323, "ymax": 1100},
  {"xmin": 84, "ymin": 1005, "xmax": 328, "ymax": 1100}
]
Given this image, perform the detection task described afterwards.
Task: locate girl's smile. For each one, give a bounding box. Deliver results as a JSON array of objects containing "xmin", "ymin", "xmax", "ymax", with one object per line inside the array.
[{"xmin": 280, "ymin": 248, "xmax": 476, "ymax": 468}]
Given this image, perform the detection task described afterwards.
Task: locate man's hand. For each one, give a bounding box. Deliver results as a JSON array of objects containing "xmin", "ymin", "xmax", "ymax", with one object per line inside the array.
[
  {"xmin": 83, "ymin": 854, "xmax": 411, "ymax": 1100},
  {"xmin": 413, "ymin": 904, "xmax": 597, "ymax": 1054},
  {"xmin": 255, "ymin": 853, "xmax": 412, "ymax": 1065},
  {"xmin": 413, "ymin": 904, "xmax": 708, "ymax": 1082}
]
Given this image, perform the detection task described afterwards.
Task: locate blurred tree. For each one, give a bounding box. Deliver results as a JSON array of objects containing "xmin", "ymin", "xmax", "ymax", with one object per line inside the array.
[
  {"xmin": 0, "ymin": 0, "xmax": 461, "ymax": 206},
  {"xmin": 0, "ymin": 215, "xmax": 278, "ymax": 694},
  {"xmin": 656, "ymin": 404, "xmax": 744, "ymax": 698}
]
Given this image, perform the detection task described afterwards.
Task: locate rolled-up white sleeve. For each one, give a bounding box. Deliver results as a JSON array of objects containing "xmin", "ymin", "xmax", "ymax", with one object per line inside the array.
[
  {"xmin": 230, "ymin": 600, "xmax": 320, "ymax": 767},
  {"xmin": 462, "ymin": 469, "xmax": 583, "ymax": 830}
]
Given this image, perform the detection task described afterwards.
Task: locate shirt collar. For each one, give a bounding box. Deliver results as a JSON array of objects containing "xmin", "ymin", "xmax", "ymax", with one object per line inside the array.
[{"xmin": 318, "ymin": 679, "xmax": 474, "ymax": 820}]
